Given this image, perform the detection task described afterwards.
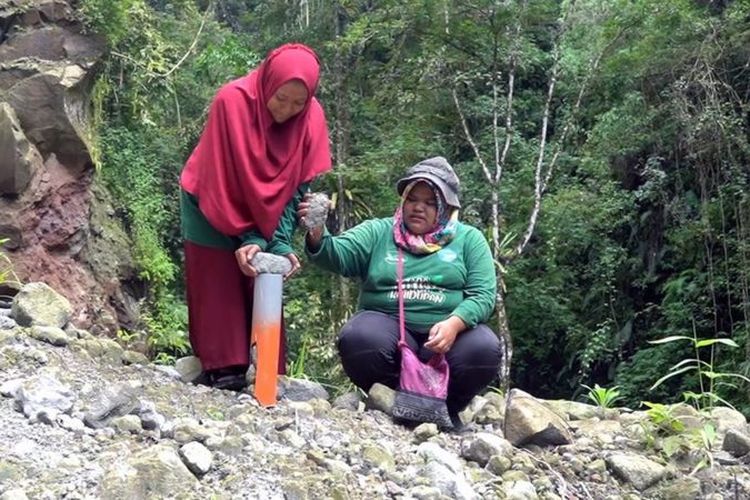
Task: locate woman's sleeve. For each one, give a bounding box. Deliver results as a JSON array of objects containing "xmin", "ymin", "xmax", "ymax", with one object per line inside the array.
[
  {"xmin": 238, "ymin": 230, "xmax": 268, "ymax": 249},
  {"xmin": 264, "ymin": 183, "xmax": 310, "ymax": 255},
  {"xmin": 451, "ymin": 227, "xmax": 497, "ymax": 327},
  {"xmin": 306, "ymin": 219, "xmax": 383, "ymax": 278}
]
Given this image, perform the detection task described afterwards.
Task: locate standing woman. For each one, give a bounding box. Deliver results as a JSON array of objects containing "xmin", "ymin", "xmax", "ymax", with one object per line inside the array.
[{"xmin": 180, "ymin": 43, "xmax": 332, "ymax": 391}]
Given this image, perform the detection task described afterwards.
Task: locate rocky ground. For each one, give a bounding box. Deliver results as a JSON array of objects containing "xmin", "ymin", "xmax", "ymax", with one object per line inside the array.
[{"xmin": 1, "ymin": 283, "xmax": 750, "ymax": 500}]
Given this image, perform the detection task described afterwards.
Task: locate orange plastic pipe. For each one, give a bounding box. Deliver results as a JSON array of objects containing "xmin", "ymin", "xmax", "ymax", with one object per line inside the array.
[{"xmin": 251, "ymin": 273, "xmax": 283, "ymax": 407}]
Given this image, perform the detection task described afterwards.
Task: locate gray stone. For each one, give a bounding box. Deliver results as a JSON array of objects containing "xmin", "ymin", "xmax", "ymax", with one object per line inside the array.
[
  {"xmin": 722, "ymin": 428, "xmax": 750, "ymax": 457},
  {"xmin": 121, "ymin": 350, "xmax": 149, "ymax": 365},
  {"xmin": 305, "ymin": 449, "xmax": 351, "ymax": 478},
  {"xmin": 171, "ymin": 417, "xmax": 216, "ymax": 443},
  {"xmin": 0, "ymin": 316, "xmax": 16, "ymax": 330},
  {"xmin": 179, "ymin": 441, "xmax": 213, "ymax": 476},
  {"xmin": 502, "ymin": 470, "xmax": 531, "ymax": 483},
  {"xmin": 459, "ymin": 395, "xmax": 488, "ymax": 424},
  {"xmin": 11, "ymin": 282, "xmax": 72, "ymax": 328},
  {"xmin": 83, "ymin": 383, "xmax": 140, "ymax": 429},
  {"xmin": 362, "ymin": 442, "xmax": 395, "ymax": 471},
  {"xmin": 413, "ymin": 422, "xmax": 439, "ymax": 443},
  {"xmin": 461, "ymin": 432, "xmax": 514, "ymax": 466},
  {"xmin": 542, "ymin": 399, "xmax": 611, "ymax": 420},
  {"xmin": 710, "ymin": 406, "xmax": 748, "ymax": 439},
  {"xmin": 504, "ymin": 389, "xmax": 573, "ymax": 447},
  {"xmin": 73, "ymin": 337, "xmax": 124, "ymax": 365},
  {"xmin": 332, "ymin": 391, "xmax": 361, "ymax": 411},
  {"xmin": 99, "ymin": 444, "xmax": 199, "ymax": 499},
  {"xmin": 605, "ymin": 453, "xmax": 666, "ymax": 491},
  {"xmin": 475, "ymin": 391, "xmax": 505, "ymax": 425},
  {"xmin": 0, "ymin": 488, "xmax": 29, "ymax": 500},
  {"xmin": 367, "ymin": 383, "xmax": 395, "ymax": 414},
  {"xmin": 487, "ymin": 454, "xmax": 512, "ymax": 476},
  {"xmin": 152, "ymin": 364, "xmax": 181, "ymax": 379},
  {"xmin": 136, "ymin": 401, "xmax": 166, "ymax": 431},
  {"xmin": 29, "ymin": 325, "xmax": 69, "ymax": 346},
  {"xmin": 655, "ymin": 477, "xmax": 702, "ymax": 500},
  {"xmin": 308, "ymin": 397, "xmax": 331, "ymax": 416},
  {"xmin": 421, "ymin": 461, "xmax": 478, "ymax": 500},
  {"xmin": 408, "ymin": 485, "xmax": 443, "ymax": 500},
  {"xmin": 303, "ymin": 192, "xmax": 330, "ymax": 229},
  {"xmin": 279, "ymin": 428, "xmax": 306, "ymax": 448},
  {"xmin": 0, "ymin": 378, "xmax": 23, "ymax": 398},
  {"xmin": 175, "ymin": 356, "xmax": 202, "ymax": 383},
  {"xmin": 278, "ymin": 376, "xmax": 329, "ymax": 402},
  {"xmin": 286, "ymin": 400, "xmax": 315, "ymax": 417},
  {"xmin": 573, "ymin": 418, "xmax": 622, "ymax": 445},
  {"xmin": 111, "ymin": 415, "xmax": 142, "ymax": 434},
  {"xmin": 15, "ymin": 374, "xmax": 75, "ymax": 421},
  {"xmin": 713, "ymin": 450, "xmax": 741, "ymax": 465},
  {"xmin": 585, "ymin": 458, "xmax": 607, "ymax": 474},
  {"xmin": 501, "ymin": 480, "xmax": 538, "ymax": 500},
  {"xmin": 417, "ymin": 441, "xmax": 463, "ymax": 475},
  {"xmin": 250, "ymin": 252, "xmax": 292, "ymax": 275},
  {"xmin": 56, "ymin": 413, "xmax": 86, "ymax": 433},
  {"xmin": 669, "ymin": 403, "xmax": 705, "ymax": 431}
]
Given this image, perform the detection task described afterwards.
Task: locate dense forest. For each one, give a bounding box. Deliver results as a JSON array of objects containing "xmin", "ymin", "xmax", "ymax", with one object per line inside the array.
[{"xmin": 75, "ymin": 0, "xmax": 750, "ymax": 415}]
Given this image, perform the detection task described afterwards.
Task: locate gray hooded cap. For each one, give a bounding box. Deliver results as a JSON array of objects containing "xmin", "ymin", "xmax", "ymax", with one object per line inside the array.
[{"xmin": 396, "ymin": 156, "xmax": 461, "ymax": 208}]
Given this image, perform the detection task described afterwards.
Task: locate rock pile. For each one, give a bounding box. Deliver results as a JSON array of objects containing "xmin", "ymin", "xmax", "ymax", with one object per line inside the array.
[{"xmin": 0, "ymin": 282, "xmax": 749, "ymax": 499}]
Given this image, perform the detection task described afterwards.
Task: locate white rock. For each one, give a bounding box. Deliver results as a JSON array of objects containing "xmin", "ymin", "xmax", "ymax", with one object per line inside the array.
[{"xmin": 179, "ymin": 441, "xmax": 213, "ymax": 476}]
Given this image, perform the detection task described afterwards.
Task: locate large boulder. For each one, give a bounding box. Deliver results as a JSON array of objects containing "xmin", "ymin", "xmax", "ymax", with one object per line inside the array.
[
  {"xmin": 11, "ymin": 282, "xmax": 72, "ymax": 328},
  {"xmin": 605, "ymin": 453, "xmax": 667, "ymax": 491},
  {"xmin": 504, "ymin": 389, "xmax": 573, "ymax": 447},
  {"xmin": 98, "ymin": 444, "xmax": 199, "ymax": 499}
]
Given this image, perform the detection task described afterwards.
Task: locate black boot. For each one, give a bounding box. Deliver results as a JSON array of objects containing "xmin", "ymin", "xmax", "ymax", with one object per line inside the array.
[{"xmin": 193, "ymin": 366, "xmax": 247, "ymax": 392}]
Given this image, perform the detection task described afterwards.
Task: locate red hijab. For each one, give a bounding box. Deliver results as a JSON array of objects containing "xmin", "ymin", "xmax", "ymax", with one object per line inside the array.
[{"xmin": 180, "ymin": 43, "xmax": 332, "ymax": 240}]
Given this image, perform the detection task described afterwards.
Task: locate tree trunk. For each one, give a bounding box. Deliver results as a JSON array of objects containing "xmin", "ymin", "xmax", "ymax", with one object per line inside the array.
[
  {"xmin": 331, "ymin": 1, "xmax": 352, "ymax": 323},
  {"xmin": 495, "ymin": 285, "xmax": 512, "ymax": 392}
]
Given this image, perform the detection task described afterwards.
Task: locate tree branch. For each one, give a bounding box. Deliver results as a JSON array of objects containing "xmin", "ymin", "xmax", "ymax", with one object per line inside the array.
[
  {"xmin": 515, "ymin": 19, "xmax": 625, "ymax": 258},
  {"xmin": 452, "ymin": 87, "xmax": 493, "ymax": 183}
]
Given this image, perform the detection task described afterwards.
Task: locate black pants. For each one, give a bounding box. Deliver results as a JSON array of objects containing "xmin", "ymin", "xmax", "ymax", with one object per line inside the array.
[{"xmin": 337, "ymin": 310, "xmax": 502, "ymax": 414}]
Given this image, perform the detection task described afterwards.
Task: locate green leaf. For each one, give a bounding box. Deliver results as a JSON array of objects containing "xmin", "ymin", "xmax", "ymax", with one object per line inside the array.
[
  {"xmin": 648, "ymin": 335, "xmax": 693, "ymax": 345},
  {"xmin": 695, "ymin": 338, "xmax": 739, "ymax": 348},
  {"xmin": 710, "ymin": 373, "xmax": 750, "ymax": 383},
  {"xmin": 650, "ymin": 365, "xmax": 695, "ymax": 391},
  {"xmin": 669, "ymin": 358, "xmax": 699, "ymax": 370}
]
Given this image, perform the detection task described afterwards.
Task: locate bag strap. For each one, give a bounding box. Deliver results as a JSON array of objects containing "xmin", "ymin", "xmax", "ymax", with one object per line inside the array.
[{"xmin": 397, "ymin": 248, "xmax": 406, "ymax": 346}]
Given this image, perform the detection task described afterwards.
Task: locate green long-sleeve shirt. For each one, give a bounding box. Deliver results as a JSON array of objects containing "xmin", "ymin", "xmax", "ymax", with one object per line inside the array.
[
  {"xmin": 180, "ymin": 183, "xmax": 308, "ymax": 253},
  {"xmin": 307, "ymin": 218, "xmax": 497, "ymax": 333}
]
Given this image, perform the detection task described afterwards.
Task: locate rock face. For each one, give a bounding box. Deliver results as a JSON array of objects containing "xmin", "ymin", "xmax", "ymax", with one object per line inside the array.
[{"xmin": 0, "ymin": 0, "xmax": 140, "ymax": 333}]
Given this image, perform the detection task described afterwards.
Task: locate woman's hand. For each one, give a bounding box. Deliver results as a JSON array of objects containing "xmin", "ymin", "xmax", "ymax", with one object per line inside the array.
[
  {"xmin": 297, "ymin": 193, "xmax": 325, "ymax": 251},
  {"xmin": 424, "ymin": 316, "xmax": 467, "ymax": 354},
  {"xmin": 284, "ymin": 253, "xmax": 301, "ymax": 280},
  {"xmin": 297, "ymin": 193, "xmax": 313, "ymax": 225},
  {"xmin": 235, "ymin": 244, "xmax": 261, "ymax": 277}
]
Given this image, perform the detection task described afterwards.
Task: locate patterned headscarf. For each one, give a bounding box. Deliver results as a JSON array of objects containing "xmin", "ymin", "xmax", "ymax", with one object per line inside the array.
[{"xmin": 393, "ymin": 180, "xmax": 458, "ymax": 254}]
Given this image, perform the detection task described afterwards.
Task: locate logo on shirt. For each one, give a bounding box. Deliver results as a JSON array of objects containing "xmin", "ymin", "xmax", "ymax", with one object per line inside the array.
[
  {"xmin": 389, "ymin": 276, "xmax": 446, "ymax": 304},
  {"xmin": 437, "ymin": 248, "xmax": 457, "ymax": 263},
  {"xmin": 385, "ymin": 250, "xmax": 398, "ymax": 264}
]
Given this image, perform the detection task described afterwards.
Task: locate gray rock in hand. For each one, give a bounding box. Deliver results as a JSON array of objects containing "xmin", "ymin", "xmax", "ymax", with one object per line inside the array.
[
  {"xmin": 304, "ymin": 192, "xmax": 330, "ymax": 230},
  {"xmin": 251, "ymin": 252, "xmax": 292, "ymax": 275}
]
